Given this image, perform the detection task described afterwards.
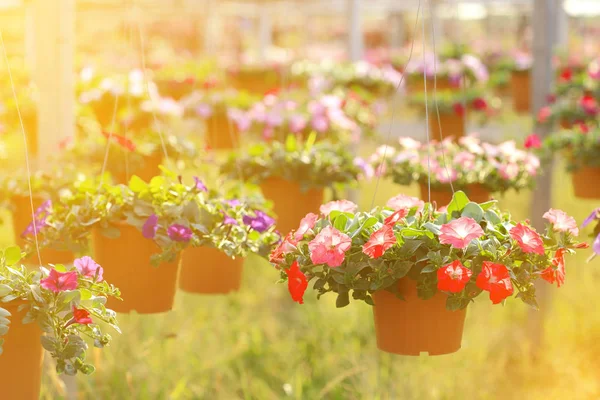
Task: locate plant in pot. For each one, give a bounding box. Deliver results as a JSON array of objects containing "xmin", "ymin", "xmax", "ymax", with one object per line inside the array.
[
  {"xmin": 508, "ymin": 52, "xmax": 533, "ymax": 113},
  {"xmin": 269, "ymin": 190, "xmax": 586, "ymax": 356},
  {"xmin": 537, "ymin": 89, "xmax": 599, "ymax": 130},
  {"xmin": 369, "ymin": 136, "xmax": 540, "ymax": 205},
  {"xmin": 227, "ymin": 63, "xmax": 282, "ymax": 95},
  {"xmin": 539, "ymin": 125, "xmax": 600, "ymax": 199},
  {"xmin": 220, "ymin": 134, "xmax": 367, "ymax": 234},
  {"xmin": 0, "ymin": 246, "xmax": 120, "ymax": 399},
  {"xmin": 0, "ymin": 164, "xmax": 90, "ymax": 265},
  {"xmin": 407, "ymin": 88, "xmax": 497, "ymax": 141},
  {"xmin": 181, "ymin": 88, "xmax": 259, "ymax": 150},
  {"xmin": 152, "ymin": 59, "xmax": 221, "ymax": 100}
]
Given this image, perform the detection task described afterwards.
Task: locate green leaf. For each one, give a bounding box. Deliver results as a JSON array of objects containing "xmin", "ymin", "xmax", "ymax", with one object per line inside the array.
[
  {"xmin": 421, "ymin": 264, "xmax": 436, "ymax": 273},
  {"xmin": 400, "ymin": 227, "xmax": 434, "ymax": 239},
  {"xmin": 446, "ymin": 191, "xmax": 469, "ymax": 215},
  {"xmin": 80, "ymin": 289, "xmax": 92, "ymax": 301},
  {"xmin": 391, "ymin": 260, "xmax": 414, "ymax": 279},
  {"xmin": 128, "ymin": 175, "xmax": 148, "ymax": 193},
  {"xmin": 305, "ymin": 131, "xmax": 317, "ymax": 150},
  {"xmin": 484, "ymin": 210, "xmax": 502, "ymax": 225},
  {"xmin": 335, "ymin": 292, "xmax": 350, "ymax": 308},
  {"xmin": 422, "ymin": 222, "xmax": 442, "ymax": 235},
  {"xmin": 4, "ymin": 246, "xmax": 21, "ymax": 266},
  {"xmin": 40, "ymin": 336, "xmax": 58, "ymax": 352},
  {"xmin": 0, "ymin": 308, "xmax": 10, "ymax": 318},
  {"xmin": 479, "ymin": 200, "xmax": 498, "ymax": 211},
  {"xmin": 398, "ymin": 239, "xmax": 422, "ymax": 258},
  {"xmin": 333, "ymin": 214, "xmax": 349, "ymax": 231},
  {"xmin": 0, "ymin": 285, "xmax": 13, "ymax": 297},
  {"xmin": 446, "ymin": 296, "xmax": 469, "ymax": 311},
  {"xmin": 285, "ymin": 134, "xmax": 297, "ymax": 152},
  {"xmin": 461, "ymin": 203, "xmax": 484, "ymax": 222}
]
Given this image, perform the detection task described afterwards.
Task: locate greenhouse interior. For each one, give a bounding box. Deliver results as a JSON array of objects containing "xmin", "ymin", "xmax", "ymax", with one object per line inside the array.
[{"xmin": 0, "ymin": 0, "xmax": 600, "ymax": 399}]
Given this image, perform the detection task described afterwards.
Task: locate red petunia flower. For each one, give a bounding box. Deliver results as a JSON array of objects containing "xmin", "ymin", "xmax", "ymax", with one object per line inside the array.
[
  {"xmin": 472, "ymin": 97, "xmax": 488, "ymax": 111},
  {"xmin": 437, "ymin": 260, "xmax": 472, "ymax": 293},
  {"xmin": 540, "ymin": 248, "xmax": 567, "ymax": 287},
  {"xmin": 524, "ymin": 133, "xmax": 542, "ymax": 149},
  {"xmin": 510, "ymin": 223, "xmax": 545, "ymax": 255},
  {"xmin": 575, "ymin": 122, "xmax": 589, "ymax": 134},
  {"xmin": 362, "ymin": 225, "xmax": 396, "ymax": 259},
  {"xmin": 579, "ymin": 94, "xmax": 598, "ymax": 116},
  {"xmin": 452, "ymin": 103, "xmax": 465, "ymax": 116},
  {"xmin": 101, "ymin": 131, "xmax": 136, "ymax": 152},
  {"xmin": 40, "ymin": 269, "xmax": 78, "ymax": 293},
  {"xmin": 384, "ymin": 208, "xmax": 408, "ymax": 226},
  {"xmin": 476, "ymin": 261, "xmax": 514, "ymax": 304},
  {"xmin": 286, "ymin": 261, "xmax": 308, "ymax": 304},
  {"xmin": 559, "ymin": 68, "xmax": 572, "ymax": 82},
  {"xmin": 72, "ymin": 306, "xmax": 93, "ymax": 325},
  {"xmin": 537, "ymin": 106, "xmax": 552, "ymax": 124}
]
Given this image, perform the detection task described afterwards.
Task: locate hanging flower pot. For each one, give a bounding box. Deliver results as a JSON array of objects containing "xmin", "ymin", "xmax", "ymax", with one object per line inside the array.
[
  {"xmin": 93, "ymin": 224, "xmax": 181, "ymax": 314},
  {"xmin": 572, "ymin": 166, "xmax": 600, "ymax": 199},
  {"xmin": 205, "ymin": 112, "xmax": 240, "ymax": 150},
  {"xmin": 220, "ymin": 135, "xmax": 363, "ymax": 235},
  {"xmin": 418, "ymin": 183, "xmax": 491, "ymax": 206},
  {"xmin": 11, "ymin": 196, "xmax": 74, "ymax": 265},
  {"xmin": 510, "ymin": 70, "xmax": 531, "ymax": 113},
  {"xmin": 0, "ymin": 248, "xmax": 120, "ymax": 391},
  {"xmin": 373, "ymin": 278, "xmax": 466, "ymax": 355},
  {"xmin": 270, "ymin": 191, "xmax": 586, "ymax": 356},
  {"xmin": 0, "ymin": 301, "xmax": 44, "ymax": 400},
  {"xmin": 427, "ymin": 111, "xmax": 466, "ymax": 141},
  {"xmin": 179, "ymin": 246, "xmax": 245, "ymax": 294},
  {"xmin": 105, "ymin": 149, "xmax": 163, "ymax": 185},
  {"xmin": 229, "ymin": 66, "xmax": 281, "ymax": 95}
]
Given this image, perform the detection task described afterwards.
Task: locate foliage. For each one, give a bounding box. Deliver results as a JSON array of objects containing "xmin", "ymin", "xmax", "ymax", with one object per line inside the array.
[
  {"xmin": 404, "ymin": 53, "xmax": 489, "ymax": 86},
  {"xmin": 271, "ymin": 191, "xmax": 584, "ymax": 310},
  {"xmin": 369, "ymin": 136, "xmax": 540, "ymax": 194},
  {"xmin": 0, "ymin": 247, "xmax": 120, "ymax": 375},
  {"xmin": 407, "ymin": 87, "xmax": 499, "ymax": 123},
  {"xmin": 220, "ymin": 134, "xmax": 365, "ymax": 193},
  {"xmin": 541, "ymin": 127, "xmax": 600, "ymax": 171}
]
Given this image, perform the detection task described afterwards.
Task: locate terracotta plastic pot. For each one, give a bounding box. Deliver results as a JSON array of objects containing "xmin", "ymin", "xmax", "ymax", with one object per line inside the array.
[
  {"xmin": 179, "ymin": 246, "xmax": 244, "ymax": 294},
  {"xmin": 92, "ymin": 224, "xmax": 181, "ymax": 314},
  {"xmin": 407, "ymin": 78, "xmax": 455, "ymax": 94},
  {"xmin": 11, "ymin": 196, "xmax": 74, "ymax": 265},
  {"xmin": 205, "ymin": 113, "xmax": 240, "ymax": 150},
  {"xmin": 572, "ymin": 166, "xmax": 600, "ymax": 199},
  {"xmin": 510, "ymin": 70, "xmax": 531, "ymax": 113},
  {"xmin": 232, "ymin": 72, "xmax": 279, "ymax": 95},
  {"xmin": 372, "ymin": 278, "xmax": 467, "ymax": 356},
  {"xmin": 559, "ymin": 119, "xmax": 573, "ymax": 129},
  {"xmin": 106, "ymin": 152, "xmax": 163, "ymax": 185},
  {"xmin": 259, "ymin": 178, "xmax": 324, "ymax": 235},
  {"xmin": 0, "ymin": 301, "xmax": 44, "ymax": 400},
  {"xmin": 427, "ymin": 112, "xmax": 466, "ymax": 142},
  {"xmin": 419, "ymin": 184, "xmax": 491, "ymax": 206}
]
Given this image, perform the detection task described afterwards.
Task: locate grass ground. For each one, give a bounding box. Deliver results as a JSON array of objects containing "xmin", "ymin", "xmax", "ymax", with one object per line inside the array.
[{"xmin": 3, "ymin": 113, "xmax": 600, "ymax": 399}]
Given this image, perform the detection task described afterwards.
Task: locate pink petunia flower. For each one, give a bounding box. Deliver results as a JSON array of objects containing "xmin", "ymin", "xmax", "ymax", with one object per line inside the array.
[
  {"xmin": 74, "ymin": 256, "xmax": 103, "ymax": 282},
  {"xmin": 40, "ymin": 269, "xmax": 78, "ymax": 293},
  {"xmin": 542, "ymin": 209, "xmax": 579, "ymax": 236},
  {"xmin": 320, "ymin": 200, "xmax": 358, "ymax": 216},
  {"xmin": 439, "ymin": 217, "xmax": 485, "ymax": 249},
  {"xmin": 167, "ymin": 224, "xmax": 193, "ymax": 242},
  {"xmin": 510, "ymin": 223, "xmax": 545, "ymax": 254},
  {"xmin": 295, "ymin": 213, "xmax": 319, "ymax": 240},
  {"xmin": 386, "ymin": 194, "xmax": 424, "ymax": 212},
  {"xmin": 308, "ymin": 226, "xmax": 352, "ymax": 267},
  {"xmin": 524, "ymin": 134, "xmax": 542, "ymax": 149}
]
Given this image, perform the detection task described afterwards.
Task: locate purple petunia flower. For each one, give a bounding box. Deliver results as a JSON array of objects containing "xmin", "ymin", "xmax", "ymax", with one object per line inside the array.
[
  {"xmin": 243, "ymin": 211, "xmax": 275, "ymax": 233},
  {"xmin": 167, "ymin": 224, "xmax": 193, "ymax": 242},
  {"xmin": 21, "ymin": 200, "xmax": 52, "ymax": 238},
  {"xmin": 222, "ymin": 213, "xmax": 238, "ymax": 225},
  {"xmin": 193, "ymin": 176, "xmax": 208, "ymax": 192},
  {"xmin": 142, "ymin": 214, "xmax": 159, "ymax": 239},
  {"xmin": 226, "ymin": 199, "xmax": 241, "ymax": 207},
  {"xmin": 582, "ymin": 208, "xmax": 600, "ymax": 228},
  {"xmin": 195, "ymin": 103, "xmax": 213, "ymax": 118}
]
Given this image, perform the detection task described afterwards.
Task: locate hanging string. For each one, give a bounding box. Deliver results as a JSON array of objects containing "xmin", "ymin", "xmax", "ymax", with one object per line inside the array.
[
  {"xmin": 370, "ymin": 0, "xmax": 422, "ymax": 208},
  {"xmin": 98, "ymin": 89, "xmax": 121, "ymax": 187},
  {"xmin": 422, "ymin": 0, "xmax": 432, "ymax": 203},
  {"xmin": 0, "ymin": 31, "xmax": 42, "ymax": 266}
]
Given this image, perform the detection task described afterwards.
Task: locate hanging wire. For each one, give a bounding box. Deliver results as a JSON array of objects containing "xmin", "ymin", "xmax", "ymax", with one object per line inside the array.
[
  {"xmin": 422, "ymin": 0, "xmax": 432, "ymax": 203},
  {"xmin": 370, "ymin": 0, "xmax": 422, "ymax": 208},
  {"xmin": 0, "ymin": 31, "xmax": 42, "ymax": 266}
]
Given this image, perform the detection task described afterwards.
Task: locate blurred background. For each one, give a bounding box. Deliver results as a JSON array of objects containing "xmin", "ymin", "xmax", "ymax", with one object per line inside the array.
[{"xmin": 0, "ymin": 0, "xmax": 600, "ymax": 399}]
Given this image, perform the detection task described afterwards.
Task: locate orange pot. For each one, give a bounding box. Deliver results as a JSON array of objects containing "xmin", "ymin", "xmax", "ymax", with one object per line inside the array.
[
  {"xmin": 419, "ymin": 184, "xmax": 491, "ymax": 206},
  {"xmin": 92, "ymin": 224, "xmax": 181, "ymax": 314},
  {"xmin": 572, "ymin": 166, "xmax": 600, "ymax": 199},
  {"xmin": 107, "ymin": 152, "xmax": 163, "ymax": 185},
  {"xmin": 373, "ymin": 278, "xmax": 467, "ymax": 356},
  {"xmin": 205, "ymin": 113, "xmax": 240, "ymax": 150},
  {"xmin": 0, "ymin": 301, "xmax": 44, "ymax": 400},
  {"xmin": 407, "ymin": 77, "xmax": 455, "ymax": 94},
  {"xmin": 559, "ymin": 119, "xmax": 573, "ymax": 129},
  {"xmin": 11, "ymin": 196, "xmax": 74, "ymax": 265},
  {"xmin": 427, "ymin": 112, "xmax": 466, "ymax": 142},
  {"xmin": 510, "ymin": 70, "xmax": 531, "ymax": 113},
  {"xmin": 232, "ymin": 72, "xmax": 279, "ymax": 95},
  {"xmin": 259, "ymin": 178, "xmax": 324, "ymax": 235},
  {"xmin": 179, "ymin": 246, "xmax": 244, "ymax": 294}
]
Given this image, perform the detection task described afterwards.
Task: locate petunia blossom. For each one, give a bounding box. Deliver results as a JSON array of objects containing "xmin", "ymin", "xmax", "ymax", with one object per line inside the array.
[
  {"xmin": 308, "ymin": 226, "xmax": 352, "ymax": 267},
  {"xmin": 510, "ymin": 223, "xmax": 545, "ymax": 254},
  {"xmin": 540, "ymin": 248, "xmax": 567, "ymax": 287},
  {"xmin": 295, "ymin": 213, "xmax": 319, "ymax": 240},
  {"xmin": 40, "ymin": 269, "xmax": 78, "ymax": 293},
  {"xmin": 439, "ymin": 217, "xmax": 484, "ymax": 249},
  {"xmin": 524, "ymin": 134, "xmax": 542, "ymax": 149},
  {"xmin": 72, "ymin": 307, "xmax": 93, "ymax": 325},
  {"xmin": 437, "ymin": 260, "xmax": 472, "ymax": 293},
  {"xmin": 362, "ymin": 225, "xmax": 396, "ymax": 259},
  {"xmin": 167, "ymin": 224, "xmax": 193, "ymax": 242},
  {"xmin": 543, "ymin": 208, "xmax": 579, "ymax": 236},
  {"xmin": 74, "ymin": 256, "xmax": 104, "ymax": 282},
  {"xmin": 476, "ymin": 261, "xmax": 514, "ymax": 304},
  {"xmin": 269, "ymin": 232, "xmax": 298, "ymax": 264},
  {"xmin": 142, "ymin": 214, "xmax": 159, "ymax": 239},
  {"xmin": 386, "ymin": 194, "xmax": 424, "ymax": 212},
  {"xmin": 384, "ymin": 208, "xmax": 408, "ymax": 226},
  {"xmin": 286, "ymin": 261, "xmax": 308, "ymax": 304},
  {"xmin": 243, "ymin": 211, "xmax": 275, "ymax": 233},
  {"xmin": 193, "ymin": 177, "xmax": 208, "ymax": 192},
  {"xmin": 319, "ymin": 200, "xmax": 358, "ymax": 216}
]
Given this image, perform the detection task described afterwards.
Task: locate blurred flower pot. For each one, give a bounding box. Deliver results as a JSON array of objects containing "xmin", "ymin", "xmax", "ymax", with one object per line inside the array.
[
  {"xmin": 572, "ymin": 166, "xmax": 600, "ymax": 199},
  {"xmin": 106, "ymin": 152, "xmax": 163, "ymax": 185},
  {"xmin": 205, "ymin": 113, "xmax": 240, "ymax": 150},
  {"xmin": 93, "ymin": 224, "xmax": 181, "ymax": 314},
  {"xmin": 260, "ymin": 178, "xmax": 324, "ymax": 235},
  {"xmin": 427, "ymin": 111, "xmax": 466, "ymax": 142},
  {"xmin": 231, "ymin": 71, "xmax": 280, "ymax": 95},
  {"xmin": 155, "ymin": 79, "xmax": 194, "ymax": 101},
  {"xmin": 419, "ymin": 184, "xmax": 491, "ymax": 206},
  {"xmin": 179, "ymin": 246, "xmax": 244, "ymax": 294},
  {"xmin": 510, "ymin": 70, "xmax": 531, "ymax": 113},
  {"xmin": 407, "ymin": 77, "xmax": 455, "ymax": 94},
  {"xmin": 0, "ymin": 301, "xmax": 44, "ymax": 400},
  {"xmin": 372, "ymin": 278, "xmax": 466, "ymax": 356},
  {"xmin": 560, "ymin": 119, "xmax": 573, "ymax": 129},
  {"xmin": 11, "ymin": 196, "xmax": 74, "ymax": 265},
  {"xmin": 22, "ymin": 111, "xmax": 38, "ymax": 157}
]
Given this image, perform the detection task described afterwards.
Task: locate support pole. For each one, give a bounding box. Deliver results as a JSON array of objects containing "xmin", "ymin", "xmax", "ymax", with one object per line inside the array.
[
  {"xmin": 33, "ymin": 0, "xmax": 75, "ymax": 161},
  {"xmin": 24, "ymin": 2, "xmax": 35, "ymax": 71},
  {"xmin": 528, "ymin": 0, "xmax": 557, "ymax": 351},
  {"xmin": 257, "ymin": 8, "xmax": 272, "ymax": 63},
  {"xmin": 555, "ymin": 0, "xmax": 569, "ymax": 48}
]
